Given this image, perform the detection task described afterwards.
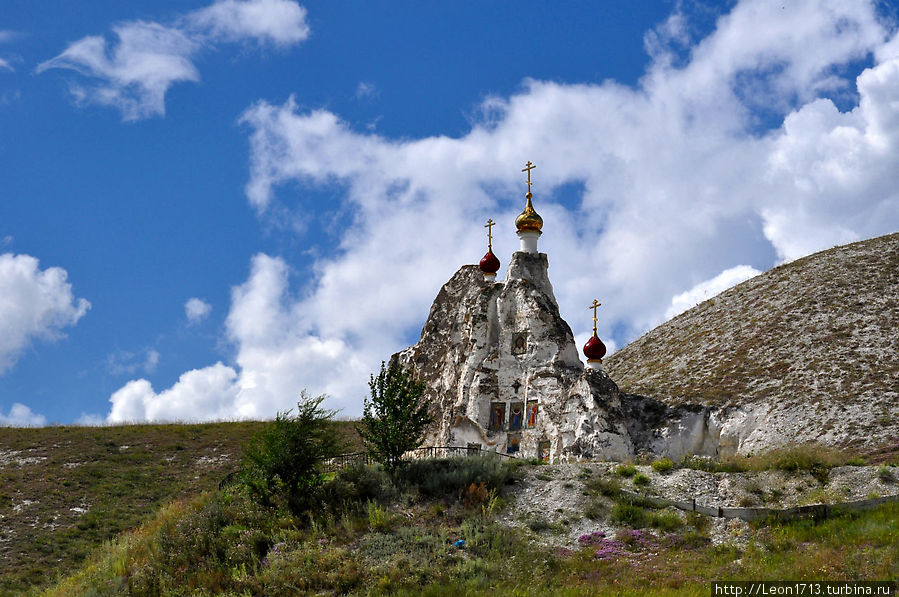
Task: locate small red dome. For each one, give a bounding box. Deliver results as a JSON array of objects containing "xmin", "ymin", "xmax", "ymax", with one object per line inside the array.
[
  {"xmin": 479, "ymin": 250, "xmax": 500, "ymax": 274},
  {"xmin": 583, "ymin": 334, "xmax": 607, "ymax": 361}
]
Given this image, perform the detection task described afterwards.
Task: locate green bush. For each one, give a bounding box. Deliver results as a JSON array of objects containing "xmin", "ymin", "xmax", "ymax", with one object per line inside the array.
[
  {"xmin": 615, "ymin": 464, "xmax": 637, "ymax": 477},
  {"xmin": 877, "ymin": 465, "xmax": 894, "ymax": 483},
  {"xmin": 319, "ymin": 464, "xmax": 394, "ymax": 511},
  {"xmin": 610, "ymin": 502, "xmax": 650, "ymax": 528},
  {"xmin": 584, "ymin": 477, "xmax": 621, "ymax": 497},
  {"xmin": 633, "ymin": 472, "xmax": 650, "ymax": 486},
  {"xmin": 393, "ymin": 454, "xmax": 513, "ymax": 499},
  {"xmin": 367, "ymin": 501, "xmax": 392, "ymax": 532},
  {"xmin": 679, "ymin": 454, "xmax": 747, "ymax": 473},
  {"xmin": 741, "ymin": 443, "xmax": 843, "ymax": 484},
  {"xmin": 651, "ymin": 458, "xmax": 675, "ymax": 473},
  {"xmin": 649, "ymin": 510, "xmax": 683, "ymax": 532},
  {"xmin": 240, "ymin": 392, "xmax": 344, "ymax": 514}
]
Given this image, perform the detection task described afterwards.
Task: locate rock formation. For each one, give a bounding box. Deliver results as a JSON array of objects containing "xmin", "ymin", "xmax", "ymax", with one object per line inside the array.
[{"xmin": 395, "ymin": 251, "xmax": 639, "ymax": 462}]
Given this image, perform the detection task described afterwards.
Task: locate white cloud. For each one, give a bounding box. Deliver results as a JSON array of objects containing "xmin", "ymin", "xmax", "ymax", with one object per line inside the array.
[
  {"xmin": 37, "ymin": 0, "xmax": 309, "ymax": 120},
  {"xmin": 0, "ymin": 254, "xmax": 90, "ymax": 374},
  {"xmin": 109, "ymin": 0, "xmax": 899, "ymax": 422},
  {"xmin": 75, "ymin": 412, "xmax": 106, "ymax": 426},
  {"xmin": 107, "ymin": 254, "xmax": 372, "ymax": 422},
  {"xmin": 355, "ymin": 81, "xmax": 376, "ymax": 99},
  {"xmin": 0, "ymin": 403, "xmax": 47, "ymax": 427},
  {"xmin": 185, "ymin": 297, "xmax": 212, "ymax": 323},
  {"xmin": 665, "ymin": 265, "xmax": 762, "ymax": 320},
  {"xmin": 105, "ymin": 348, "xmax": 161, "ymax": 376},
  {"xmin": 186, "ymin": 0, "xmax": 309, "ymax": 46},
  {"xmin": 0, "ymin": 58, "xmax": 11, "ymax": 72}
]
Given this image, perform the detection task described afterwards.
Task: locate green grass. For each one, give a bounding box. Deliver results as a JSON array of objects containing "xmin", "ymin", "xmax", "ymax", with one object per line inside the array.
[
  {"xmin": 6, "ymin": 424, "xmax": 898, "ymax": 596},
  {"xmin": 0, "ymin": 420, "xmax": 360, "ymax": 597},
  {"xmin": 42, "ymin": 479, "xmax": 899, "ymax": 596}
]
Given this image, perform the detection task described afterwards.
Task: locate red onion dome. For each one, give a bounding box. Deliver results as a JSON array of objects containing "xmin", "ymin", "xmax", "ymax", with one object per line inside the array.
[
  {"xmin": 479, "ymin": 250, "xmax": 500, "ymax": 274},
  {"xmin": 583, "ymin": 334, "xmax": 607, "ymax": 361}
]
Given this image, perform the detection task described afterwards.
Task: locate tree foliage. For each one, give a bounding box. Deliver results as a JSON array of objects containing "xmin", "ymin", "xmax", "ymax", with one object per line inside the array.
[
  {"xmin": 240, "ymin": 392, "xmax": 343, "ymax": 513},
  {"xmin": 358, "ymin": 361, "xmax": 433, "ymax": 471}
]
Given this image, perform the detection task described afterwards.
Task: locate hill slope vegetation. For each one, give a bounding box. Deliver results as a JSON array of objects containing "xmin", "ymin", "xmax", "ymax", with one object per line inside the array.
[{"xmin": 607, "ymin": 232, "xmax": 898, "ymax": 449}]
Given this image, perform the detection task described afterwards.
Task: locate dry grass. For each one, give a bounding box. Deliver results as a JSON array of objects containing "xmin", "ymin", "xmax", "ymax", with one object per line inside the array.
[{"xmin": 0, "ymin": 420, "xmax": 360, "ymax": 597}]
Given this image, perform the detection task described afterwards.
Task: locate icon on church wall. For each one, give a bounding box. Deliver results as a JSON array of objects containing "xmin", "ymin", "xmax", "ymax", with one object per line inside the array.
[
  {"xmin": 467, "ymin": 442, "xmax": 481, "ymax": 454},
  {"xmin": 489, "ymin": 402, "xmax": 505, "ymax": 431},
  {"xmin": 538, "ymin": 440, "xmax": 551, "ymax": 462},
  {"xmin": 509, "ymin": 402, "xmax": 523, "ymax": 431},
  {"xmin": 511, "ymin": 332, "xmax": 528, "ymax": 355},
  {"xmin": 507, "ymin": 433, "xmax": 521, "ymax": 454},
  {"xmin": 526, "ymin": 401, "xmax": 538, "ymax": 428}
]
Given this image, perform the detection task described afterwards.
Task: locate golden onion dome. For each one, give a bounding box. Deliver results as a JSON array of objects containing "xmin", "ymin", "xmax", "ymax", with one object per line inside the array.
[{"xmin": 515, "ymin": 192, "xmax": 543, "ymax": 232}]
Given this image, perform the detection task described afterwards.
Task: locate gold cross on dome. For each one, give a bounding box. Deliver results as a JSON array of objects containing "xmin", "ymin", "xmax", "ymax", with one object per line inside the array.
[
  {"xmin": 522, "ymin": 161, "xmax": 536, "ymax": 194},
  {"xmin": 588, "ymin": 299, "xmax": 601, "ymax": 334},
  {"xmin": 484, "ymin": 218, "xmax": 495, "ymax": 250}
]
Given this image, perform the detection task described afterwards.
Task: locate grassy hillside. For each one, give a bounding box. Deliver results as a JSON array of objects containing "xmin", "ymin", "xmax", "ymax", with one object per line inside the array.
[
  {"xmin": 606, "ymin": 232, "xmax": 899, "ymax": 414},
  {"xmin": 41, "ymin": 457, "xmax": 899, "ymax": 596},
  {"xmin": 0, "ymin": 421, "xmax": 360, "ymax": 597}
]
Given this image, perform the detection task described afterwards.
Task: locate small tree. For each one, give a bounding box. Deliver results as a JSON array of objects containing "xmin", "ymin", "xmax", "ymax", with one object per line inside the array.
[
  {"xmin": 358, "ymin": 361, "xmax": 433, "ymax": 471},
  {"xmin": 241, "ymin": 391, "xmax": 343, "ymax": 514}
]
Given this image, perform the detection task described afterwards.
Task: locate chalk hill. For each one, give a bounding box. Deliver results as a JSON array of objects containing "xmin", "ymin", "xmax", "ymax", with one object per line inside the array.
[{"xmin": 606, "ymin": 232, "xmax": 899, "ymax": 451}]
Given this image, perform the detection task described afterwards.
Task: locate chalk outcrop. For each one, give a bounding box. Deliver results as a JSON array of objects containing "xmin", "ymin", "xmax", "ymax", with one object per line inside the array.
[{"xmin": 395, "ymin": 252, "xmax": 635, "ymax": 462}]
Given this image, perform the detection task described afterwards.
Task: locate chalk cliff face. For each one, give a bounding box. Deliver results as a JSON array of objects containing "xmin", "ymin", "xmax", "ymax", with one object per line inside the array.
[{"xmin": 394, "ymin": 252, "xmax": 635, "ymax": 462}]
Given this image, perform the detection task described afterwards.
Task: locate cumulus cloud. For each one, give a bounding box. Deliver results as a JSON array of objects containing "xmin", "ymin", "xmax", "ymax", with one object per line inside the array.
[
  {"xmin": 185, "ymin": 297, "xmax": 212, "ymax": 323},
  {"xmin": 0, "ymin": 254, "xmax": 90, "ymax": 374},
  {"xmin": 107, "ymin": 254, "xmax": 373, "ymax": 422},
  {"xmin": 37, "ymin": 0, "xmax": 309, "ymax": 120},
  {"xmin": 186, "ymin": 0, "xmax": 309, "ymax": 46},
  {"xmin": 665, "ymin": 265, "xmax": 762, "ymax": 320},
  {"xmin": 0, "ymin": 403, "xmax": 47, "ymax": 427},
  {"xmin": 110, "ymin": 0, "xmax": 899, "ymax": 422}
]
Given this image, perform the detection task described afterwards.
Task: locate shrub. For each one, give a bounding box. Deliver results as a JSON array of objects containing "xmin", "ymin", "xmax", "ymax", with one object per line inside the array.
[
  {"xmin": 585, "ymin": 477, "xmax": 621, "ymax": 497},
  {"xmin": 741, "ymin": 443, "xmax": 843, "ymax": 483},
  {"xmin": 633, "ymin": 472, "xmax": 650, "ymax": 486},
  {"xmin": 393, "ymin": 454, "xmax": 513, "ymax": 499},
  {"xmin": 584, "ymin": 499, "xmax": 607, "ymax": 521},
  {"xmin": 461, "ymin": 482, "xmax": 490, "ymax": 509},
  {"xmin": 877, "ymin": 465, "xmax": 894, "ymax": 483},
  {"xmin": 651, "ymin": 458, "xmax": 675, "ymax": 473},
  {"xmin": 240, "ymin": 392, "xmax": 344, "ymax": 514},
  {"xmin": 358, "ymin": 361, "xmax": 433, "ymax": 472},
  {"xmin": 649, "ymin": 510, "xmax": 683, "ymax": 532},
  {"xmin": 319, "ymin": 464, "xmax": 393, "ymax": 511},
  {"xmin": 367, "ymin": 501, "xmax": 392, "ymax": 532},
  {"xmin": 610, "ymin": 502, "xmax": 650, "ymax": 528},
  {"xmin": 615, "ymin": 464, "xmax": 636, "ymax": 477}
]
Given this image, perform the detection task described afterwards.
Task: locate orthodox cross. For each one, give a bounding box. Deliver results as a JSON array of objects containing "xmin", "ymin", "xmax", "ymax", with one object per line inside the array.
[
  {"xmin": 588, "ymin": 299, "xmax": 601, "ymax": 334},
  {"xmin": 522, "ymin": 160, "xmax": 536, "ymax": 195},
  {"xmin": 484, "ymin": 218, "xmax": 496, "ymax": 250}
]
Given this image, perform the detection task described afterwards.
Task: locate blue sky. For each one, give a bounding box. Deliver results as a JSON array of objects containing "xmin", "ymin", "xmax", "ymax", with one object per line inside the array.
[{"xmin": 1, "ymin": 0, "xmax": 898, "ymax": 425}]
